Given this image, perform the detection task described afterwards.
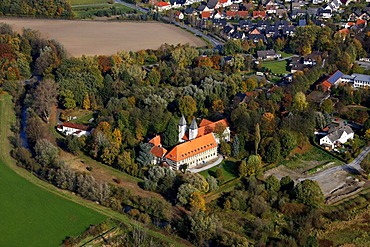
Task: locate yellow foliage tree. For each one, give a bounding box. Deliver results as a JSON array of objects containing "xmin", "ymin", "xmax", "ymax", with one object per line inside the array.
[
  {"xmin": 189, "ymin": 191, "xmax": 206, "ymax": 212},
  {"xmin": 212, "ymin": 99, "xmax": 224, "ymax": 114},
  {"xmin": 96, "ymin": 121, "xmax": 111, "ymax": 135},
  {"xmin": 83, "ymin": 93, "xmax": 90, "ymax": 110},
  {"xmin": 112, "ymin": 128, "xmax": 122, "ymax": 145}
]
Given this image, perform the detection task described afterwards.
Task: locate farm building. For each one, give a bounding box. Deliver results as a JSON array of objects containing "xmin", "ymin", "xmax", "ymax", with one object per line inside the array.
[{"xmin": 57, "ymin": 122, "xmax": 92, "ymax": 137}]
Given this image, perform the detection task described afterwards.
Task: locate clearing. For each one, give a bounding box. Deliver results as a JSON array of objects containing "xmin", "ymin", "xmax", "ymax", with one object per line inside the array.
[
  {"xmin": 263, "ymin": 60, "xmax": 288, "ymax": 75},
  {"xmin": 0, "ymin": 18, "xmax": 206, "ymax": 56},
  {"xmin": 0, "ymin": 93, "xmax": 106, "ymax": 247}
]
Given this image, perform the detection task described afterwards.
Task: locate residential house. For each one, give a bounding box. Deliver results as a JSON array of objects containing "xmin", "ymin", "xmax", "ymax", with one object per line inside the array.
[
  {"xmin": 170, "ymin": 0, "xmax": 186, "ymax": 8},
  {"xmin": 230, "ymin": 3, "xmax": 239, "ymax": 11},
  {"xmin": 57, "ymin": 122, "xmax": 93, "ymax": 137},
  {"xmin": 318, "ymin": 8, "xmax": 332, "ymax": 19},
  {"xmin": 266, "ymin": 0, "xmax": 279, "ymax": 14},
  {"xmin": 212, "ymin": 18, "xmax": 227, "ymax": 28},
  {"xmin": 291, "ymin": 9, "xmax": 307, "ymax": 19},
  {"xmin": 312, "ymin": 0, "xmax": 324, "ymax": 4},
  {"xmin": 253, "ymin": 10, "xmax": 267, "ymax": 19},
  {"xmin": 201, "ymin": 11, "xmax": 212, "ymax": 19},
  {"xmin": 257, "ymin": 50, "xmax": 281, "ymax": 60},
  {"xmin": 328, "ymin": 0, "xmax": 342, "ymax": 12},
  {"xmin": 155, "ymin": 1, "xmax": 171, "ymax": 11},
  {"xmin": 175, "ymin": 11, "xmax": 184, "ymax": 20},
  {"xmin": 348, "ymin": 9, "xmax": 362, "ymax": 21},
  {"xmin": 148, "ymin": 0, "xmax": 159, "ymax": 6},
  {"xmin": 319, "ymin": 125, "xmax": 354, "ymax": 149}
]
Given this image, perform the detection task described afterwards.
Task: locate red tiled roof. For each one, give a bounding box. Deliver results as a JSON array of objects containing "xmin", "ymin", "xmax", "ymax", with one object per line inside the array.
[
  {"xmin": 151, "ymin": 146, "xmax": 167, "ymax": 158},
  {"xmin": 322, "ymin": 81, "xmax": 332, "ymax": 91},
  {"xmin": 149, "ymin": 135, "xmax": 161, "ymax": 146},
  {"xmin": 356, "ymin": 19, "xmax": 366, "ymax": 26},
  {"xmin": 338, "ymin": 28, "xmax": 350, "ymax": 35},
  {"xmin": 165, "ymin": 133, "xmax": 217, "ymax": 162},
  {"xmin": 253, "ymin": 10, "xmax": 266, "ymax": 18},
  {"xmin": 60, "ymin": 122, "xmax": 91, "ymax": 131},
  {"xmin": 202, "ymin": 11, "xmax": 211, "ymax": 18},
  {"xmin": 199, "ymin": 119, "xmax": 214, "ymax": 127},
  {"xmin": 238, "ymin": 11, "xmax": 249, "ymax": 17},
  {"xmin": 156, "ymin": 1, "xmax": 170, "ymax": 7},
  {"xmin": 226, "ymin": 11, "xmax": 237, "ymax": 17},
  {"xmin": 250, "ymin": 28, "xmax": 260, "ymax": 34},
  {"xmin": 219, "ymin": 0, "xmax": 228, "ymax": 3}
]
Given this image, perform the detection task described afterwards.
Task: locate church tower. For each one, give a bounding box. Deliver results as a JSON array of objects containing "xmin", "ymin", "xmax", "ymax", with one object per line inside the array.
[
  {"xmin": 178, "ymin": 115, "xmax": 187, "ymax": 143},
  {"xmin": 189, "ymin": 118, "xmax": 198, "ymax": 140}
]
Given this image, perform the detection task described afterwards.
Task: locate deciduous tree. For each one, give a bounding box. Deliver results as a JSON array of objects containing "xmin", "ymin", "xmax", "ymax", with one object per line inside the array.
[{"xmin": 31, "ymin": 79, "xmax": 58, "ymax": 123}]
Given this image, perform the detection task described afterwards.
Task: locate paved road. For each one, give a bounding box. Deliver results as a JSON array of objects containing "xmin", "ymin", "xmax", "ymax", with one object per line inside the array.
[
  {"xmin": 188, "ymin": 155, "xmax": 223, "ymax": 173},
  {"xmin": 298, "ymin": 146, "xmax": 370, "ymax": 182},
  {"xmin": 115, "ymin": 0, "xmax": 223, "ymax": 47}
]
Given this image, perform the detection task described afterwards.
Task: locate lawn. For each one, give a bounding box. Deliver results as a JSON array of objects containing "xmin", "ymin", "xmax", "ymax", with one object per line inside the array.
[
  {"xmin": 263, "ymin": 60, "xmax": 288, "ymax": 75},
  {"xmin": 200, "ymin": 160, "xmax": 238, "ymax": 183},
  {"xmin": 0, "ymin": 94, "xmax": 106, "ymax": 247},
  {"xmin": 73, "ymin": 3, "xmax": 136, "ymax": 18},
  {"xmin": 70, "ymin": 0, "xmax": 111, "ymax": 5},
  {"xmin": 283, "ymin": 145, "xmax": 344, "ymax": 170},
  {"xmin": 279, "ymin": 51, "xmax": 294, "ymax": 58}
]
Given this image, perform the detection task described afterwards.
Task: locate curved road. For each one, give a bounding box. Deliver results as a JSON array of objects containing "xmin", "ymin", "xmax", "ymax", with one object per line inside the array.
[
  {"xmin": 115, "ymin": 0, "xmax": 223, "ymax": 47},
  {"xmin": 298, "ymin": 146, "xmax": 370, "ymax": 182}
]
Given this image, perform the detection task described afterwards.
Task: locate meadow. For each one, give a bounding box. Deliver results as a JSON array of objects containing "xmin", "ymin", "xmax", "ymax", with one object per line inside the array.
[
  {"xmin": 70, "ymin": 0, "xmax": 111, "ymax": 5},
  {"xmin": 0, "ymin": 94, "xmax": 106, "ymax": 247}
]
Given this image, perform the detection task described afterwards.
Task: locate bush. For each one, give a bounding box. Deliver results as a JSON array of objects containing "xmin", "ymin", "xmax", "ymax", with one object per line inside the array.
[{"xmin": 138, "ymin": 213, "xmax": 151, "ymax": 225}]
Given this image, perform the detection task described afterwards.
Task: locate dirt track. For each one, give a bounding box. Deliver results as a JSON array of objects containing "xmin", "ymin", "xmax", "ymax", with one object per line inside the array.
[{"xmin": 0, "ymin": 18, "xmax": 206, "ymax": 56}]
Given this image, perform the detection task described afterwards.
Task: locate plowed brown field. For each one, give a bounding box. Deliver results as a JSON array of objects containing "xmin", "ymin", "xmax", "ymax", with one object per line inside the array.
[{"xmin": 0, "ymin": 18, "xmax": 206, "ymax": 56}]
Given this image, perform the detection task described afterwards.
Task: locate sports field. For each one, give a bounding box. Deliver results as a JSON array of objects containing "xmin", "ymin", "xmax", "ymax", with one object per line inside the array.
[
  {"xmin": 0, "ymin": 18, "xmax": 206, "ymax": 56},
  {"xmin": 0, "ymin": 94, "xmax": 106, "ymax": 247}
]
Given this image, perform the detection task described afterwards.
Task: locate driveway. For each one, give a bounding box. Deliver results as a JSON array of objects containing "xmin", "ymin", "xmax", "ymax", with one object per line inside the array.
[{"xmin": 188, "ymin": 155, "xmax": 223, "ymax": 173}]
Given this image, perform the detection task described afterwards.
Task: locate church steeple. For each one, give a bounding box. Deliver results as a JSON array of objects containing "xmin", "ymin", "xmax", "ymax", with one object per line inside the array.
[
  {"xmin": 178, "ymin": 115, "xmax": 187, "ymax": 143},
  {"xmin": 189, "ymin": 118, "xmax": 198, "ymax": 140}
]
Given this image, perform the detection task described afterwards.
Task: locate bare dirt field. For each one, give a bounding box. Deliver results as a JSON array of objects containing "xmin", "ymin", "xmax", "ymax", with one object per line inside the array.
[{"xmin": 0, "ymin": 18, "xmax": 206, "ymax": 56}]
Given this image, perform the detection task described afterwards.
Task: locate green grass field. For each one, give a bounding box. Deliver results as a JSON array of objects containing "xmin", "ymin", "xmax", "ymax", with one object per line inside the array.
[
  {"xmin": 70, "ymin": 0, "xmax": 111, "ymax": 6},
  {"xmin": 263, "ymin": 60, "xmax": 288, "ymax": 75},
  {"xmin": 73, "ymin": 3, "xmax": 135, "ymax": 18},
  {"xmin": 283, "ymin": 145, "xmax": 344, "ymax": 170},
  {"xmin": 0, "ymin": 94, "xmax": 106, "ymax": 247},
  {"xmin": 279, "ymin": 51, "xmax": 294, "ymax": 58},
  {"xmin": 200, "ymin": 160, "xmax": 238, "ymax": 183}
]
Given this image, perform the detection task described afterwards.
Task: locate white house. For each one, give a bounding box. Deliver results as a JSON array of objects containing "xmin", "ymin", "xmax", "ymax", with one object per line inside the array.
[
  {"xmin": 57, "ymin": 122, "xmax": 92, "ymax": 137},
  {"xmin": 319, "ymin": 126, "xmax": 354, "ymax": 149},
  {"xmin": 155, "ymin": 1, "xmax": 171, "ymax": 11}
]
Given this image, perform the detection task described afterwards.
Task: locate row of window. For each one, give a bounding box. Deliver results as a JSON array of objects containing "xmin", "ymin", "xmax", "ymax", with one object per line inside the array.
[{"xmin": 179, "ymin": 143, "xmax": 215, "ymax": 158}]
